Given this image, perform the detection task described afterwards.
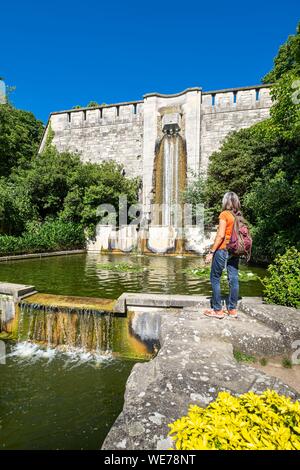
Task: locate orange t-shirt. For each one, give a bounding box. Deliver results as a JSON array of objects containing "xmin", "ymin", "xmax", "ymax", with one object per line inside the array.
[{"xmin": 218, "ymin": 211, "xmax": 235, "ymax": 250}]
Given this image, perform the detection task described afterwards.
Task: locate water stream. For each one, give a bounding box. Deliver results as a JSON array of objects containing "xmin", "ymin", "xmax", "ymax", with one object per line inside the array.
[
  {"xmin": 153, "ymin": 132, "xmax": 186, "ymax": 227},
  {"xmin": 0, "ymin": 253, "xmax": 265, "ymax": 449},
  {"xmin": 0, "ymin": 341, "xmax": 136, "ymax": 449},
  {"xmin": 0, "ymin": 303, "xmax": 159, "ymax": 449}
]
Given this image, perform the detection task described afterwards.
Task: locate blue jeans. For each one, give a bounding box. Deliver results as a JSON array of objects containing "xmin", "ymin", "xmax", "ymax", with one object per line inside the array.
[{"xmin": 210, "ymin": 249, "xmax": 239, "ymax": 311}]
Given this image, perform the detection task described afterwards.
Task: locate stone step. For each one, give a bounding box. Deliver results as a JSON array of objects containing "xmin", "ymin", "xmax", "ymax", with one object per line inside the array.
[{"xmin": 0, "ymin": 283, "xmax": 36, "ymax": 300}]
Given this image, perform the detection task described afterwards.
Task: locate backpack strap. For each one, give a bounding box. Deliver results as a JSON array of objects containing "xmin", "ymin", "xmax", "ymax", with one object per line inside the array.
[{"xmin": 225, "ymin": 210, "xmax": 236, "ymax": 244}]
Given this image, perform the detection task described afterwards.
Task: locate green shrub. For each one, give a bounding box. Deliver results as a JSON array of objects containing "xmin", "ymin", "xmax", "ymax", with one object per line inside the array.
[
  {"xmin": 0, "ymin": 220, "xmax": 85, "ymax": 255},
  {"xmin": 234, "ymin": 351, "xmax": 256, "ymax": 363},
  {"xmin": 168, "ymin": 390, "xmax": 300, "ymax": 450},
  {"xmin": 282, "ymin": 357, "xmax": 293, "ymax": 369},
  {"xmin": 260, "ymin": 358, "xmax": 268, "ymax": 366},
  {"xmin": 262, "ymin": 247, "xmax": 300, "ymax": 308}
]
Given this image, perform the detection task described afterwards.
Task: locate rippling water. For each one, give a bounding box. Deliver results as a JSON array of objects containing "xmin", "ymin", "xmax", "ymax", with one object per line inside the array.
[
  {"xmin": 0, "ymin": 253, "xmax": 266, "ymax": 298},
  {"xmin": 0, "ymin": 253, "xmax": 266, "ymax": 449},
  {"xmin": 0, "ymin": 342, "xmax": 136, "ymax": 449}
]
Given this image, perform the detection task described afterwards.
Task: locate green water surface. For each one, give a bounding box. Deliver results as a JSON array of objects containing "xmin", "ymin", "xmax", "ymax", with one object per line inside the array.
[
  {"xmin": 0, "ymin": 343, "xmax": 136, "ymax": 450},
  {"xmin": 0, "ymin": 252, "xmax": 265, "ymax": 450},
  {"xmin": 0, "ymin": 253, "xmax": 266, "ymax": 298}
]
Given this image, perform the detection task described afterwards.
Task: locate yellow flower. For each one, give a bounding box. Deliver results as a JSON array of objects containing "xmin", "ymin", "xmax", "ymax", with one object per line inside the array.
[{"xmin": 168, "ymin": 390, "xmax": 300, "ymax": 450}]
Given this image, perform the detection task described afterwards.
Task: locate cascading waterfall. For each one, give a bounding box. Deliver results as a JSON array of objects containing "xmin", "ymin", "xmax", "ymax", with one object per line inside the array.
[
  {"xmin": 16, "ymin": 303, "xmax": 114, "ymax": 357},
  {"xmin": 7, "ymin": 297, "xmax": 158, "ymax": 363},
  {"xmin": 153, "ymin": 124, "xmax": 187, "ymax": 230}
]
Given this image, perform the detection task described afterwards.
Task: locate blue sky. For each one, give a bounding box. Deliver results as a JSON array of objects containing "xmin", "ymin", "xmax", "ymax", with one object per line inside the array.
[{"xmin": 1, "ymin": 0, "xmax": 299, "ymax": 122}]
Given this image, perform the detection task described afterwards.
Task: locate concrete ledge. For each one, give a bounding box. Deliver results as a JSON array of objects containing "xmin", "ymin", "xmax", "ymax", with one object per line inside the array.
[
  {"xmin": 0, "ymin": 283, "xmax": 36, "ymax": 300},
  {"xmin": 20, "ymin": 292, "xmax": 117, "ymax": 313},
  {"xmin": 144, "ymin": 87, "xmax": 201, "ymax": 99},
  {"xmin": 202, "ymin": 83, "xmax": 272, "ymax": 95},
  {"xmin": 114, "ymin": 293, "xmax": 210, "ymax": 313},
  {"xmin": 50, "ymin": 100, "xmax": 143, "ymax": 116},
  {"xmin": 0, "ymin": 249, "xmax": 86, "ymax": 262}
]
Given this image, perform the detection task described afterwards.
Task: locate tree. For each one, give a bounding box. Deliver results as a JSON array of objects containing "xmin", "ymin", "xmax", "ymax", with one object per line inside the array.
[
  {"xmin": 0, "ymin": 92, "xmax": 140, "ymax": 250},
  {"xmin": 12, "ymin": 145, "xmax": 82, "ymax": 221},
  {"xmin": 269, "ymin": 71, "xmax": 300, "ymax": 138},
  {"xmin": 7, "ymin": 141, "xmax": 140, "ymax": 236},
  {"xmin": 183, "ymin": 172, "xmax": 214, "ymax": 227},
  {"xmin": 0, "ymin": 177, "xmax": 36, "ymax": 235},
  {"xmin": 263, "ymin": 22, "xmax": 300, "ymax": 83},
  {"xmin": 78, "ymin": 161, "xmax": 140, "ymax": 235},
  {"xmin": 0, "ymin": 103, "xmax": 44, "ymax": 177},
  {"xmin": 202, "ymin": 121, "xmax": 282, "ymax": 219}
]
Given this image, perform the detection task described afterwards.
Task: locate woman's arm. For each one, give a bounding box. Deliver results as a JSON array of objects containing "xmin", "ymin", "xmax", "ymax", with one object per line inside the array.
[
  {"xmin": 211, "ymin": 219, "xmax": 226, "ymax": 252},
  {"xmin": 205, "ymin": 219, "xmax": 226, "ymax": 263}
]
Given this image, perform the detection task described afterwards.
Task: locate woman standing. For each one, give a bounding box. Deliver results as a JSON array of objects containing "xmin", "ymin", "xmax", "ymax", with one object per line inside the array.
[{"xmin": 204, "ymin": 192, "xmax": 241, "ymax": 319}]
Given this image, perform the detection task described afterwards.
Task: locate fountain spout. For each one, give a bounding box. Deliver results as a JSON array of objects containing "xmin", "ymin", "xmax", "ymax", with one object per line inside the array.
[
  {"xmin": 151, "ymin": 111, "xmax": 187, "ymax": 234},
  {"xmin": 162, "ymin": 113, "xmax": 181, "ymax": 135}
]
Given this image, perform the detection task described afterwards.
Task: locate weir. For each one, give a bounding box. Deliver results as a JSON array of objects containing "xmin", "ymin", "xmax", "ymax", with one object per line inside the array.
[
  {"xmin": 17, "ymin": 304, "xmax": 115, "ymax": 353},
  {"xmin": 0, "ymin": 284, "xmax": 160, "ymax": 361}
]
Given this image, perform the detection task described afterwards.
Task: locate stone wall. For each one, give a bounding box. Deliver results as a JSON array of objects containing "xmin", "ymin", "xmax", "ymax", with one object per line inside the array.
[
  {"xmin": 41, "ymin": 85, "xmax": 272, "ymax": 181},
  {"xmin": 41, "ymin": 102, "xmax": 144, "ymax": 178},
  {"xmin": 200, "ymin": 86, "xmax": 272, "ymax": 172}
]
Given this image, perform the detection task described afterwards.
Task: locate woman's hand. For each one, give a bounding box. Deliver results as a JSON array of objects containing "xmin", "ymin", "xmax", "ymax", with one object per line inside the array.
[{"xmin": 205, "ymin": 252, "xmax": 213, "ymax": 264}]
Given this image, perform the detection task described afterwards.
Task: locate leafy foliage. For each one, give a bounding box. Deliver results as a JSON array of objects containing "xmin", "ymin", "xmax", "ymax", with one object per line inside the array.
[
  {"xmin": 263, "ymin": 22, "xmax": 300, "ymax": 83},
  {"xmin": 168, "ymin": 390, "xmax": 300, "ymax": 450},
  {"xmin": 282, "ymin": 357, "xmax": 293, "ymax": 369},
  {"xmin": 269, "ymin": 71, "xmax": 300, "ymax": 138},
  {"xmin": 233, "ymin": 350, "xmax": 256, "ymax": 363},
  {"xmin": 203, "ymin": 121, "xmax": 281, "ymax": 219},
  {"xmin": 262, "ymin": 247, "xmax": 300, "ymax": 308},
  {"xmin": 183, "ymin": 172, "xmax": 214, "ymax": 227},
  {"xmin": 0, "ymin": 177, "xmax": 35, "ymax": 235},
  {"xmin": 244, "ymin": 164, "xmax": 300, "ymax": 262},
  {"xmin": 0, "ymin": 137, "xmax": 139, "ymax": 241},
  {"xmin": 78, "ymin": 161, "xmax": 140, "ymax": 236},
  {"xmin": 260, "ymin": 358, "xmax": 268, "ymax": 366},
  {"xmin": 73, "ymin": 102, "xmax": 107, "ymax": 109},
  {"xmin": 87, "ymin": 101, "xmax": 100, "ymax": 108},
  {"xmin": 0, "ymin": 103, "xmax": 43, "ymax": 176},
  {"xmin": 0, "ymin": 220, "xmax": 85, "ymax": 256}
]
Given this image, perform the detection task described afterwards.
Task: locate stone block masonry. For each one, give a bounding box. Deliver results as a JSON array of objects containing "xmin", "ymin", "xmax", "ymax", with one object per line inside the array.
[
  {"xmin": 41, "ymin": 84, "xmax": 272, "ymax": 183},
  {"xmin": 200, "ymin": 85, "xmax": 272, "ymax": 172},
  {"xmin": 41, "ymin": 101, "xmax": 144, "ymax": 179},
  {"xmin": 40, "ymin": 85, "xmax": 272, "ymax": 253}
]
